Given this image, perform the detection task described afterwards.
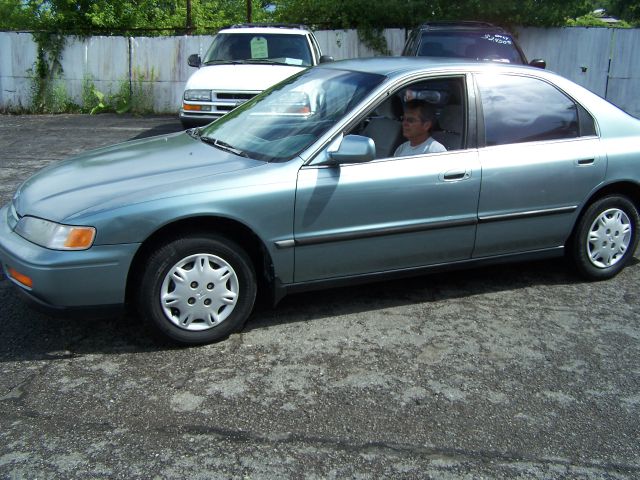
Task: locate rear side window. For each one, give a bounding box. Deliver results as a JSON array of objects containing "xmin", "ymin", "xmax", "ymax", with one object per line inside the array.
[
  {"xmin": 578, "ymin": 103, "xmax": 597, "ymax": 136},
  {"xmin": 476, "ymin": 74, "xmax": 580, "ymax": 146}
]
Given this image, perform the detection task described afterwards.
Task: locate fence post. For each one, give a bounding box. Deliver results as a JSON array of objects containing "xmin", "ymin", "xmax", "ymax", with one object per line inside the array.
[
  {"xmin": 604, "ymin": 28, "xmax": 616, "ymax": 103},
  {"xmin": 128, "ymin": 36, "xmax": 133, "ymax": 99}
]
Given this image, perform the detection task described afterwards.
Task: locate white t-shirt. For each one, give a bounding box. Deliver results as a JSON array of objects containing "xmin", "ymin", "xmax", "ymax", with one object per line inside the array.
[{"xmin": 394, "ymin": 137, "xmax": 447, "ymax": 157}]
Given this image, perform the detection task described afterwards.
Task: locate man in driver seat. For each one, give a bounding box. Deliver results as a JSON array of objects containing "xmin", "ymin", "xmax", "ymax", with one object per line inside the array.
[{"xmin": 394, "ymin": 99, "xmax": 446, "ymax": 156}]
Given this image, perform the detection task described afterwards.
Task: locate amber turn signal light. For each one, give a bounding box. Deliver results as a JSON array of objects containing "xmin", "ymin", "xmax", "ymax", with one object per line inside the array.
[
  {"xmin": 64, "ymin": 227, "xmax": 96, "ymax": 249},
  {"xmin": 8, "ymin": 267, "xmax": 33, "ymax": 288}
]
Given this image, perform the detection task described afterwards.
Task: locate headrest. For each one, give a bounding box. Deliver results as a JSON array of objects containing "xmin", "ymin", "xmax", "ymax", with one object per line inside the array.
[
  {"xmin": 438, "ymin": 105, "xmax": 462, "ymax": 132},
  {"xmin": 374, "ymin": 96, "xmax": 403, "ymax": 119},
  {"xmin": 405, "ymin": 89, "xmax": 450, "ymax": 105}
]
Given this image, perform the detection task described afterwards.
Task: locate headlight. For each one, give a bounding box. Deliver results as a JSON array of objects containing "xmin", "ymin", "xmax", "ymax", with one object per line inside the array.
[
  {"xmin": 14, "ymin": 216, "xmax": 96, "ymax": 250},
  {"xmin": 7, "ymin": 202, "xmax": 19, "ymax": 230},
  {"xmin": 184, "ymin": 89, "xmax": 212, "ymax": 102}
]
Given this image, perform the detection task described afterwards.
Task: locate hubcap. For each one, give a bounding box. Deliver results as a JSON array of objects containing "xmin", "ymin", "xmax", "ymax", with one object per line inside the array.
[
  {"xmin": 587, "ymin": 208, "xmax": 632, "ymax": 269},
  {"xmin": 161, "ymin": 254, "xmax": 239, "ymax": 331}
]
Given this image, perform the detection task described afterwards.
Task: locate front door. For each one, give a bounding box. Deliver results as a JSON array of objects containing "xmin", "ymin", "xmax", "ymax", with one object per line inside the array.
[{"xmin": 293, "ymin": 149, "xmax": 481, "ymax": 282}]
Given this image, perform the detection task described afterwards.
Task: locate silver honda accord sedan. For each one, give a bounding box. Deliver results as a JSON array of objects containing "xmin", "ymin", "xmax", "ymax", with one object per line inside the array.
[{"xmin": 1, "ymin": 57, "xmax": 639, "ymax": 344}]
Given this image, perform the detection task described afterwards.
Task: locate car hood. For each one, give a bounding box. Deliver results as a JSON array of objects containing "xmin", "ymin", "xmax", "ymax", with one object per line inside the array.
[
  {"xmin": 185, "ymin": 63, "xmax": 306, "ymax": 91},
  {"xmin": 13, "ymin": 132, "xmax": 265, "ymax": 222}
]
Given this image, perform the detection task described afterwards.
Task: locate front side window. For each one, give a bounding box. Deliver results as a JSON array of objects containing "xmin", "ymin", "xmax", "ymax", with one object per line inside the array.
[
  {"xmin": 200, "ymin": 68, "xmax": 385, "ymax": 162},
  {"xmin": 476, "ymin": 74, "xmax": 579, "ymax": 146},
  {"xmin": 203, "ymin": 33, "xmax": 313, "ymax": 67},
  {"xmin": 349, "ymin": 76, "xmax": 466, "ymax": 158}
]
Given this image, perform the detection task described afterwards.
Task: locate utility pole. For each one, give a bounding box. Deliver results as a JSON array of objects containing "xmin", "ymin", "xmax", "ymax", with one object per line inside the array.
[
  {"xmin": 186, "ymin": 0, "xmax": 193, "ymax": 34},
  {"xmin": 247, "ymin": 0, "xmax": 252, "ymax": 23}
]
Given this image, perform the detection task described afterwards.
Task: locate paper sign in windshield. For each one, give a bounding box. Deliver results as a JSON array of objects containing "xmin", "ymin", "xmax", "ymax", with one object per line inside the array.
[
  {"xmin": 482, "ymin": 34, "xmax": 513, "ymax": 45},
  {"xmin": 251, "ymin": 37, "xmax": 269, "ymax": 58}
]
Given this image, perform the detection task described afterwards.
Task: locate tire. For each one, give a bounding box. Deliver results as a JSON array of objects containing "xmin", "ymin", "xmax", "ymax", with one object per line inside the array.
[
  {"xmin": 138, "ymin": 234, "xmax": 257, "ymax": 345},
  {"xmin": 180, "ymin": 119, "xmax": 204, "ymax": 130},
  {"xmin": 571, "ymin": 195, "xmax": 640, "ymax": 280},
  {"xmin": 180, "ymin": 120, "xmax": 195, "ymax": 130}
]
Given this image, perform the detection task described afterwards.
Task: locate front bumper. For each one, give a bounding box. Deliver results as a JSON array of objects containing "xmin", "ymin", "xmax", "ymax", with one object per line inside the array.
[
  {"xmin": 0, "ymin": 203, "xmax": 140, "ymax": 309},
  {"xmin": 180, "ymin": 90, "xmax": 260, "ymax": 125},
  {"xmin": 179, "ymin": 109, "xmax": 224, "ymax": 126}
]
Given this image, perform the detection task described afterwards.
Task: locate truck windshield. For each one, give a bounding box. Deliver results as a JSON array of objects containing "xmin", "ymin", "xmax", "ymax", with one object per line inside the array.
[{"xmin": 203, "ymin": 33, "xmax": 313, "ymax": 67}]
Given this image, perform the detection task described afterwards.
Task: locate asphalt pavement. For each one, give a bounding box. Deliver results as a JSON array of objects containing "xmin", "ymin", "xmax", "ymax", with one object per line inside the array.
[{"xmin": 0, "ymin": 114, "xmax": 639, "ymax": 479}]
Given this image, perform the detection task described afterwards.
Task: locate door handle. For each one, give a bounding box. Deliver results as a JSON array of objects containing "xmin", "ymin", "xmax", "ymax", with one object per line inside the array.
[
  {"xmin": 577, "ymin": 158, "xmax": 595, "ymax": 166},
  {"xmin": 442, "ymin": 169, "xmax": 471, "ymax": 181}
]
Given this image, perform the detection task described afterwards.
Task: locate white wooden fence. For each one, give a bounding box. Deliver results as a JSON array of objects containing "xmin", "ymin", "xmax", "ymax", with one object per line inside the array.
[{"xmin": 1, "ymin": 27, "xmax": 639, "ymax": 117}]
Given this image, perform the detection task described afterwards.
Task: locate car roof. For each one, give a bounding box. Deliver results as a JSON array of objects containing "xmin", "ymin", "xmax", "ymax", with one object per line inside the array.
[
  {"xmin": 219, "ymin": 24, "xmax": 311, "ymax": 35},
  {"xmin": 413, "ymin": 21, "xmax": 511, "ymax": 34}
]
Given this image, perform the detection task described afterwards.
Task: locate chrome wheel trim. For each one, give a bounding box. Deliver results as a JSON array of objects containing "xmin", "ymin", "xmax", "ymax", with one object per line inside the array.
[
  {"xmin": 160, "ymin": 253, "xmax": 239, "ymax": 331},
  {"xmin": 587, "ymin": 208, "xmax": 632, "ymax": 269}
]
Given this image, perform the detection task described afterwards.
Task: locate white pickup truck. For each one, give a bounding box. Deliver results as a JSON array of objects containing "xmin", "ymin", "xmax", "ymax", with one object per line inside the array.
[{"xmin": 180, "ymin": 24, "xmax": 332, "ymax": 128}]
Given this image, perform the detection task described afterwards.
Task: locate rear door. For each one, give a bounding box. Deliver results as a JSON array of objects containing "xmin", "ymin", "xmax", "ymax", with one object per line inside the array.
[{"xmin": 473, "ymin": 73, "xmax": 605, "ymax": 258}]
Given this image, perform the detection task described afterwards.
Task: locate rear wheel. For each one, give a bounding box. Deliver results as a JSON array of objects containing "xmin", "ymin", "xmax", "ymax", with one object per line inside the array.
[
  {"xmin": 138, "ymin": 234, "xmax": 257, "ymax": 345},
  {"xmin": 571, "ymin": 195, "xmax": 639, "ymax": 280}
]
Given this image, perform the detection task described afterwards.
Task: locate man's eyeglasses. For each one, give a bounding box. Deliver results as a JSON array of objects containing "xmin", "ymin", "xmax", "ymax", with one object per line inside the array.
[{"xmin": 400, "ymin": 115, "xmax": 422, "ymax": 124}]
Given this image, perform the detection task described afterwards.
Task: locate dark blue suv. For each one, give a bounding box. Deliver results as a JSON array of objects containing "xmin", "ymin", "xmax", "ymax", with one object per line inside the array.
[{"xmin": 402, "ymin": 21, "xmax": 546, "ymax": 69}]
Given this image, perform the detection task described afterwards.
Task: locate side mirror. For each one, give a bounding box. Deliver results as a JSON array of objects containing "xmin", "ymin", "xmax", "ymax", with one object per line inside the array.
[
  {"xmin": 319, "ymin": 55, "xmax": 334, "ymax": 64},
  {"xmin": 328, "ymin": 135, "xmax": 375, "ymax": 164},
  {"xmin": 529, "ymin": 58, "xmax": 546, "ymax": 69},
  {"xmin": 188, "ymin": 54, "xmax": 202, "ymax": 68}
]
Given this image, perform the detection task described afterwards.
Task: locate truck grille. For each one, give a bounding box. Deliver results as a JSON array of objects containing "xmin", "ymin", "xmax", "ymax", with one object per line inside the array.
[{"xmin": 212, "ymin": 91, "xmax": 259, "ymax": 115}]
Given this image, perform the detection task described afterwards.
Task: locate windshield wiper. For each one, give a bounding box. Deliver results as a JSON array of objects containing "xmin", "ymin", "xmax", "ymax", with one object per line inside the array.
[
  {"xmin": 202, "ymin": 60, "xmax": 247, "ymax": 66},
  {"xmin": 244, "ymin": 59, "xmax": 280, "ymax": 64},
  {"xmin": 199, "ymin": 136, "xmax": 249, "ymax": 157}
]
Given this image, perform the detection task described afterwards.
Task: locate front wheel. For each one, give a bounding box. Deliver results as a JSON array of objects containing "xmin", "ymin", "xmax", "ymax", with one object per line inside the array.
[
  {"xmin": 138, "ymin": 234, "xmax": 257, "ymax": 345},
  {"xmin": 571, "ymin": 195, "xmax": 639, "ymax": 280}
]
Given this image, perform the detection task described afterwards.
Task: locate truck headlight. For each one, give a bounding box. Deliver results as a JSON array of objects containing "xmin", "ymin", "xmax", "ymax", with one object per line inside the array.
[
  {"xmin": 184, "ymin": 89, "xmax": 212, "ymax": 102},
  {"xmin": 15, "ymin": 216, "xmax": 96, "ymax": 250}
]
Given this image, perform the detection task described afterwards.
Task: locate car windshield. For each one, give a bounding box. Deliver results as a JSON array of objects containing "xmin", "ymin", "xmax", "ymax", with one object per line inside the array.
[
  {"xmin": 419, "ymin": 32, "xmax": 524, "ymax": 64},
  {"xmin": 202, "ymin": 33, "xmax": 314, "ymax": 67},
  {"xmin": 199, "ymin": 67, "xmax": 385, "ymax": 162}
]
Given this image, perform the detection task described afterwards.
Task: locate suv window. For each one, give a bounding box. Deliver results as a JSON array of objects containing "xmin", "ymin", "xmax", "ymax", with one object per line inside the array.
[
  {"xmin": 203, "ymin": 33, "xmax": 313, "ymax": 67},
  {"xmin": 402, "ymin": 31, "xmax": 420, "ymax": 56},
  {"xmin": 476, "ymin": 74, "xmax": 580, "ymax": 146},
  {"xmin": 417, "ymin": 32, "xmax": 524, "ymax": 64}
]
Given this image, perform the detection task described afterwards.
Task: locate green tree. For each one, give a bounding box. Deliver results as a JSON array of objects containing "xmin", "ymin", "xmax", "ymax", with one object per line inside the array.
[
  {"xmin": 0, "ymin": 0, "xmax": 273, "ymax": 34},
  {"xmin": 0, "ymin": 0, "xmax": 49, "ymax": 30},
  {"xmin": 1, "ymin": 0, "xmax": 612, "ymax": 33},
  {"xmin": 605, "ymin": 0, "xmax": 640, "ymax": 23},
  {"xmin": 272, "ymin": 0, "xmax": 595, "ymax": 29}
]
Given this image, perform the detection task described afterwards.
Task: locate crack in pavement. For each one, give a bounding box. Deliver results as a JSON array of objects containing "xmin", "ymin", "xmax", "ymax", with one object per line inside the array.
[
  {"xmin": 0, "ymin": 374, "xmax": 36, "ymax": 401},
  {"xmin": 1, "ymin": 412, "xmax": 638, "ymax": 475}
]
